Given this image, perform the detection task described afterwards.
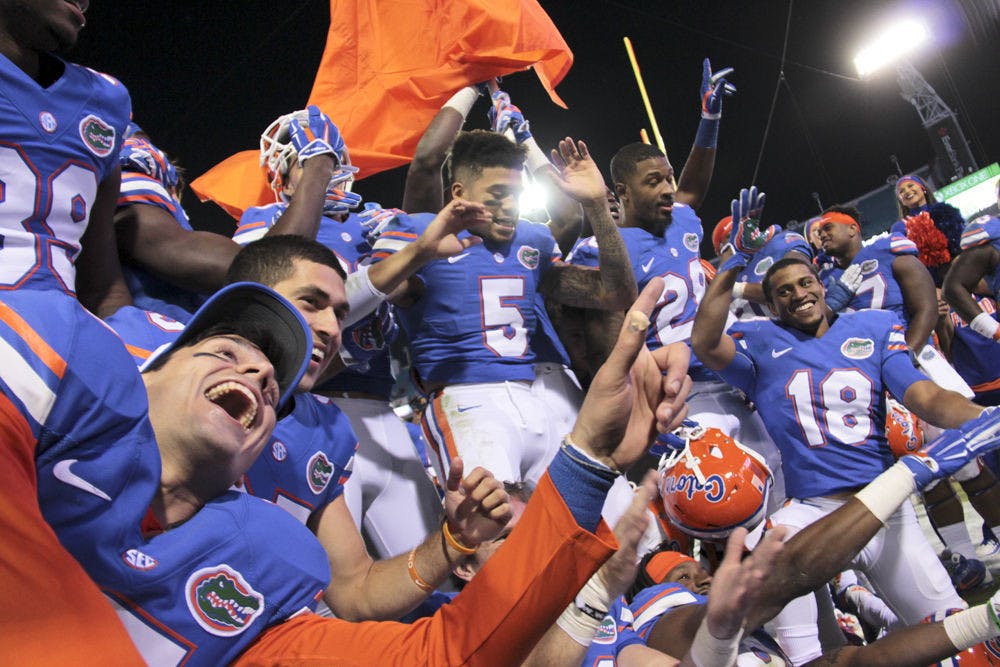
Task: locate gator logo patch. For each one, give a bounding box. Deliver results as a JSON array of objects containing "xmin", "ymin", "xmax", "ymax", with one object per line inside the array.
[
  {"xmin": 841, "ymin": 337, "xmax": 874, "ymax": 359},
  {"xmin": 753, "ymin": 255, "xmax": 774, "ymax": 276},
  {"xmin": 78, "ymin": 114, "xmax": 116, "ymax": 157},
  {"xmin": 185, "ymin": 565, "xmax": 263, "ymax": 636},
  {"xmin": 517, "ymin": 245, "xmax": 540, "ymax": 270},
  {"xmin": 683, "ymin": 233, "xmax": 699, "ymax": 252},
  {"xmin": 122, "ymin": 548, "xmax": 157, "ymax": 571},
  {"xmin": 307, "ymin": 451, "xmax": 334, "ymax": 494},
  {"xmin": 860, "ymin": 259, "xmax": 878, "ymax": 274},
  {"xmin": 592, "ymin": 615, "xmax": 617, "ymax": 644}
]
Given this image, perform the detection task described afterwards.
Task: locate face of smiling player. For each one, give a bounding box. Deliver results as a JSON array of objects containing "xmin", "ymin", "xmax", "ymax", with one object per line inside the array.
[
  {"xmin": 269, "ymin": 259, "xmax": 347, "ymax": 393},
  {"xmin": 452, "ymin": 166, "xmax": 523, "ymax": 245},
  {"xmin": 664, "ymin": 560, "xmax": 713, "ymax": 596},
  {"xmin": 0, "ymin": 0, "xmax": 88, "ymax": 59},
  {"xmin": 143, "ymin": 334, "xmax": 279, "ymax": 488},
  {"xmin": 765, "ymin": 262, "xmax": 829, "ymax": 336}
]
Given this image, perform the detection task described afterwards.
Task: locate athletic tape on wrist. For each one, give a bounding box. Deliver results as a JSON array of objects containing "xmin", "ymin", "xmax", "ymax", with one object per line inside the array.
[
  {"xmin": 732, "ymin": 282, "xmax": 747, "ymax": 300},
  {"xmin": 944, "ymin": 604, "xmax": 998, "ymax": 651},
  {"xmin": 689, "ymin": 616, "xmax": 742, "ymax": 667},
  {"xmin": 854, "ymin": 460, "xmax": 918, "ymax": 523},
  {"xmin": 442, "ymin": 86, "xmax": 479, "ymax": 118},
  {"xmin": 556, "ymin": 599, "xmax": 605, "ymax": 646},
  {"xmin": 970, "ymin": 312, "xmax": 1000, "ymax": 341}
]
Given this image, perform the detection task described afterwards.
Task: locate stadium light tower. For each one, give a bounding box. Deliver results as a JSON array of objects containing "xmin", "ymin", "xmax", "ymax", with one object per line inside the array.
[{"xmin": 854, "ymin": 19, "xmax": 978, "ymax": 183}]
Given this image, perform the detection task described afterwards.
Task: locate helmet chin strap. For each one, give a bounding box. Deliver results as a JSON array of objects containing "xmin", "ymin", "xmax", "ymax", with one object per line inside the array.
[{"xmin": 659, "ymin": 424, "xmax": 708, "ymax": 486}]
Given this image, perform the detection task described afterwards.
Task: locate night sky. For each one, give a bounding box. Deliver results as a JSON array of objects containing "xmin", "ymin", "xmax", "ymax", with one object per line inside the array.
[{"xmin": 74, "ymin": 0, "xmax": 1000, "ymax": 245}]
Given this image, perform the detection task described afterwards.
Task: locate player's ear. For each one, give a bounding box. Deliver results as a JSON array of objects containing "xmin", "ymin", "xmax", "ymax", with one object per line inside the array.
[
  {"xmin": 451, "ymin": 558, "xmax": 477, "ymax": 583},
  {"xmin": 450, "ymin": 181, "xmax": 465, "ymax": 201}
]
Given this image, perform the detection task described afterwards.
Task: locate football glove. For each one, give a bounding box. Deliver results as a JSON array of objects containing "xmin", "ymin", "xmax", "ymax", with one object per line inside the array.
[
  {"xmin": 701, "ymin": 58, "xmax": 737, "ymax": 120},
  {"xmin": 824, "ymin": 263, "xmax": 863, "ymax": 312},
  {"xmin": 290, "ymin": 105, "xmax": 345, "ymax": 166},
  {"xmin": 729, "ymin": 186, "xmax": 773, "ymax": 254},
  {"xmin": 901, "ymin": 406, "xmax": 1000, "ymax": 489}
]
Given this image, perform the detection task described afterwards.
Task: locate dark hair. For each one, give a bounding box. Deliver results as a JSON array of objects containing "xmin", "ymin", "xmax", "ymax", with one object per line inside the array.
[
  {"xmin": 445, "ymin": 130, "xmax": 526, "ymax": 186},
  {"xmin": 610, "ymin": 142, "xmax": 666, "ymax": 186},
  {"xmin": 762, "ymin": 256, "xmax": 820, "ymax": 303},
  {"xmin": 226, "ymin": 235, "xmax": 346, "ymax": 286}
]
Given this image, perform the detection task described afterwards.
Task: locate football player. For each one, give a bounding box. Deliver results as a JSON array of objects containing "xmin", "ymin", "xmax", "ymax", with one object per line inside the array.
[
  {"xmin": 692, "ymin": 221, "xmax": 1000, "ymax": 660},
  {"xmin": 7, "ymin": 276, "xmax": 692, "ymax": 665},
  {"xmin": 0, "ymin": 0, "xmax": 132, "ymax": 317},
  {"xmin": 372, "ymin": 130, "xmax": 639, "ymax": 487}
]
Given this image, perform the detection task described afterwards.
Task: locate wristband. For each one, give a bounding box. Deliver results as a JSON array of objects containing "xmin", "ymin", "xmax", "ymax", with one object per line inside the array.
[
  {"xmin": 555, "ymin": 575, "xmax": 611, "ymax": 647},
  {"xmin": 442, "ymin": 520, "xmax": 477, "ymax": 555},
  {"xmin": 442, "ymin": 86, "xmax": 479, "ymax": 118},
  {"xmin": 342, "ymin": 264, "xmax": 389, "ymax": 328},
  {"xmin": 732, "ymin": 282, "xmax": 747, "ymax": 300},
  {"xmin": 854, "ymin": 460, "xmax": 918, "ymax": 523},
  {"xmin": 562, "ymin": 435, "xmax": 619, "ymax": 477},
  {"xmin": 406, "ymin": 548, "xmax": 434, "ymax": 593},
  {"xmin": 970, "ymin": 312, "xmax": 1000, "ymax": 341},
  {"xmin": 522, "ymin": 137, "xmax": 551, "ymax": 174},
  {"xmin": 943, "ymin": 604, "xmax": 1000, "ymax": 651},
  {"xmin": 689, "ymin": 616, "xmax": 742, "ymax": 667}
]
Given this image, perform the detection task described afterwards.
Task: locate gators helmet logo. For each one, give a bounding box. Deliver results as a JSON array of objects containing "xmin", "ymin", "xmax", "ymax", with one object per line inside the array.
[
  {"xmin": 79, "ymin": 114, "xmax": 116, "ymax": 158},
  {"xmin": 307, "ymin": 451, "xmax": 335, "ymax": 494},
  {"xmin": 185, "ymin": 565, "xmax": 264, "ymax": 636}
]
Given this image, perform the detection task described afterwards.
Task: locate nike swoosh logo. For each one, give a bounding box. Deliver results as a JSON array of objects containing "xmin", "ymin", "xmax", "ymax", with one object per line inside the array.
[
  {"xmin": 447, "ymin": 253, "xmax": 471, "ymax": 264},
  {"xmin": 53, "ymin": 459, "xmax": 112, "ymax": 501},
  {"xmin": 457, "ymin": 405, "xmax": 482, "ymax": 413},
  {"xmin": 771, "ymin": 347, "xmax": 792, "ymax": 358},
  {"xmin": 641, "ymin": 258, "xmax": 655, "ymax": 273}
]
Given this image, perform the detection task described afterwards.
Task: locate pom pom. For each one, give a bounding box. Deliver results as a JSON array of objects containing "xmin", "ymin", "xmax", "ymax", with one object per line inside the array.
[
  {"xmin": 928, "ymin": 202, "xmax": 965, "ymax": 258},
  {"xmin": 905, "ymin": 211, "xmax": 951, "ymax": 268}
]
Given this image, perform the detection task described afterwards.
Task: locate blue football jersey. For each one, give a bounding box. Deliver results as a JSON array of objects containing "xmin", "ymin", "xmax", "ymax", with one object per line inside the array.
[
  {"xmin": 372, "ymin": 217, "xmax": 561, "ymax": 384},
  {"xmin": 0, "ymin": 290, "xmax": 160, "ymax": 605},
  {"xmin": 241, "ymin": 393, "xmax": 358, "ymax": 525},
  {"xmin": 720, "ymin": 310, "xmax": 927, "ymax": 498},
  {"xmin": 568, "ymin": 203, "xmax": 715, "ymax": 378},
  {"xmin": 105, "ymin": 305, "xmax": 186, "ymax": 365},
  {"xmin": 235, "ymin": 203, "xmax": 399, "ymax": 399},
  {"xmin": 960, "ymin": 216, "xmax": 1000, "ymax": 297},
  {"xmin": 580, "ymin": 596, "xmax": 643, "ymax": 666},
  {"xmin": 0, "ymin": 57, "xmax": 131, "ymax": 295},
  {"xmin": 829, "ymin": 234, "xmax": 918, "ymax": 320},
  {"xmin": 117, "ymin": 172, "xmax": 204, "ymax": 321},
  {"xmin": 947, "ymin": 296, "xmax": 1000, "ymax": 397},
  {"xmin": 104, "ymin": 492, "xmax": 329, "ymax": 666},
  {"xmin": 733, "ymin": 230, "xmax": 812, "ymax": 320}
]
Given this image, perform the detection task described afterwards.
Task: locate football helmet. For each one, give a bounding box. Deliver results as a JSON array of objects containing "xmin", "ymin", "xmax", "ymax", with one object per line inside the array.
[
  {"xmin": 119, "ymin": 135, "xmax": 178, "ymax": 192},
  {"xmin": 658, "ymin": 422, "xmax": 772, "ymax": 540},
  {"xmin": 922, "ymin": 609, "xmax": 1000, "ymax": 665},
  {"xmin": 886, "ymin": 398, "xmax": 924, "ymax": 459},
  {"xmin": 712, "ymin": 215, "xmax": 733, "ymax": 256},
  {"xmin": 259, "ymin": 109, "xmax": 357, "ymax": 203}
]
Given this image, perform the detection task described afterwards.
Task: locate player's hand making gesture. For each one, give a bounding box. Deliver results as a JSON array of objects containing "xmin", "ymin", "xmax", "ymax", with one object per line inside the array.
[{"xmin": 549, "ymin": 138, "xmax": 608, "ymax": 205}]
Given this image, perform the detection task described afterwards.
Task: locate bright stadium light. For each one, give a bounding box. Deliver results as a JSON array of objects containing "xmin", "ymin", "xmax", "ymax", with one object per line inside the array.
[
  {"xmin": 854, "ymin": 20, "xmax": 929, "ymax": 78},
  {"xmin": 519, "ymin": 177, "xmax": 549, "ymax": 219}
]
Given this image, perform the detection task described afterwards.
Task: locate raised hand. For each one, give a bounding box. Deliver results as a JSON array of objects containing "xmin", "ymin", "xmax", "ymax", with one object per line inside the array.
[
  {"xmin": 322, "ymin": 183, "xmax": 363, "ymax": 216},
  {"xmin": 289, "ymin": 105, "xmax": 345, "ymax": 166},
  {"xmin": 701, "ymin": 58, "xmax": 737, "ymax": 120},
  {"xmin": 598, "ymin": 471, "xmax": 657, "ymax": 595},
  {"xmin": 729, "ymin": 186, "xmax": 772, "ymax": 254},
  {"xmin": 413, "ymin": 197, "xmax": 488, "ymax": 260},
  {"xmin": 570, "ymin": 278, "xmax": 693, "ymax": 471},
  {"xmin": 443, "ymin": 458, "xmax": 512, "ymax": 549},
  {"xmin": 549, "ymin": 138, "xmax": 608, "ymax": 204},
  {"xmin": 824, "ymin": 263, "xmax": 863, "ymax": 312},
  {"xmin": 488, "ymin": 89, "xmax": 533, "ymax": 144},
  {"xmin": 357, "ymin": 202, "xmax": 404, "ymax": 240}
]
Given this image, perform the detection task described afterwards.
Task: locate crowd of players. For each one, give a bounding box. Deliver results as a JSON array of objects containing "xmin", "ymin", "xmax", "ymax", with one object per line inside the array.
[{"xmin": 5, "ymin": 2, "xmax": 1000, "ymax": 666}]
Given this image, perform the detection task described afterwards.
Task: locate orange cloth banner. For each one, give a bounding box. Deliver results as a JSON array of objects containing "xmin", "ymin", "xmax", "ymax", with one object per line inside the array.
[{"xmin": 191, "ymin": 0, "xmax": 572, "ymax": 219}]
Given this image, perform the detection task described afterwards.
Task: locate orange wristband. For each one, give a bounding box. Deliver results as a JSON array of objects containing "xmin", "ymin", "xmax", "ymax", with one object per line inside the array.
[
  {"xmin": 406, "ymin": 548, "xmax": 434, "ymax": 593},
  {"xmin": 442, "ymin": 521, "xmax": 477, "ymax": 555}
]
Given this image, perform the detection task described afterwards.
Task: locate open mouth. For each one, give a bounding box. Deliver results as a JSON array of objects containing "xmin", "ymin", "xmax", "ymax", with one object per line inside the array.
[
  {"xmin": 311, "ymin": 346, "xmax": 326, "ymax": 366},
  {"xmin": 794, "ymin": 301, "xmax": 815, "ymax": 313},
  {"xmin": 205, "ymin": 381, "xmax": 259, "ymax": 430}
]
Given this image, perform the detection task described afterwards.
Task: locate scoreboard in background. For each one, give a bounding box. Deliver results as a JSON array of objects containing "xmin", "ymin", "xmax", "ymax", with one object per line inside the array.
[{"xmin": 935, "ymin": 163, "xmax": 1000, "ymax": 222}]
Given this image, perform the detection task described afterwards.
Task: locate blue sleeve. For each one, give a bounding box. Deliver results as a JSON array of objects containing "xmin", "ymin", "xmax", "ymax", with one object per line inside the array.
[
  {"xmin": 883, "ymin": 348, "xmax": 927, "ymax": 401},
  {"xmin": 715, "ymin": 326, "xmax": 759, "ymax": 397},
  {"xmin": 566, "ymin": 236, "xmax": 600, "ymax": 268}
]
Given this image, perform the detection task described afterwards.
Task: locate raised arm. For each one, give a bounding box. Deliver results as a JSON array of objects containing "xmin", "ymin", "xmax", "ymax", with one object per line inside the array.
[
  {"xmin": 539, "ymin": 138, "xmax": 637, "ymax": 310},
  {"xmin": 403, "ymin": 86, "xmax": 482, "ymax": 213},
  {"xmin": 943, "ymin": 244, "xmax": 1000, "ymax": 335},
  {"xmin": 674, "ymin": 59, "xmax": 735, "ymax": 210}
]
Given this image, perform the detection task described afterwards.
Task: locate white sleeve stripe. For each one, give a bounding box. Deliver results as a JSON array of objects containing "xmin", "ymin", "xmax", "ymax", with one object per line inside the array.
[
  {"xmin": 120, "ymin": 178, "xmax": 170, "ymax": 199},
  {"xmin": 633, "ymin": 592, "xmax": 698, "ymax": 630},
  {"xmin": 371, "ymin": 238, "xmax": 409, "ymax": 253},
  {"xmin": 232, "ymin": 227, "xmax": 269, "ymax": 246},
  {"xmin": 0, "ymin": 337, "xmax": 56, "ymax": 426}
]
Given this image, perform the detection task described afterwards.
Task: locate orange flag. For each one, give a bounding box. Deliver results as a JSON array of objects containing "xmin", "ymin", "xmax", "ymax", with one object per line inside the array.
[{"xmin": 191, "ymin": 0, "xmax": 572, "ymax": 219}]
